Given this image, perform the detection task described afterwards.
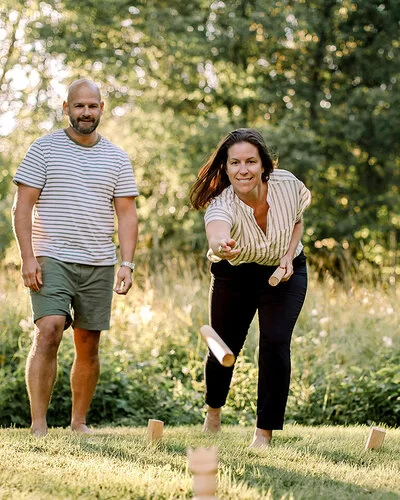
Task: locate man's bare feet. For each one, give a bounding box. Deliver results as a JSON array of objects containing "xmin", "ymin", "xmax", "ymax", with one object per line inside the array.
[
  {"xmin": 202, "ymin": 406, "xmax": 221, "ymax": 433},
  {"xmin": 249, "ymin": 428, "xmax": 272, "ymax": 449},
  {"xmin": 71, "ymin": 423, "xmax": 93, "ymax": 434},
  {"xmin": 30, "ymin": 424, "xmax": 48, "ymax": 438}
]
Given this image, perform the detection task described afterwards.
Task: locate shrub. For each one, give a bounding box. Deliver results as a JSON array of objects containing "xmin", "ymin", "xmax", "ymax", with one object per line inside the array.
[{"xmin": 1, "ymin": 258, "xmax": 399, "ymax": 429}]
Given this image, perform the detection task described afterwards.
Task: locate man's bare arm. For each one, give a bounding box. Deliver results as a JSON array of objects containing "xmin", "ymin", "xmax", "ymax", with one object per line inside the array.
[
  {"xmin": 113, "ymin": 196, "xmax": 138, "ymax": 295},
  {"xmin": 12, "ymin": 184, "xmax": 42, "ymax": 291}
]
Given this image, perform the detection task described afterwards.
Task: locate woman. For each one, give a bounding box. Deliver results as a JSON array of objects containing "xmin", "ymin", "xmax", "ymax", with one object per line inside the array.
[{"xmin": 190, "ymin": 128, "xmax": 311, "ymax": 448}]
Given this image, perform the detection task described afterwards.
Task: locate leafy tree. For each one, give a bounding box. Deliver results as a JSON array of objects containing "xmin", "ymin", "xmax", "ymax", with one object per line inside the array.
[{"xmin": 1, "ymin": 0, "xmax": 399, "ymax": 277}]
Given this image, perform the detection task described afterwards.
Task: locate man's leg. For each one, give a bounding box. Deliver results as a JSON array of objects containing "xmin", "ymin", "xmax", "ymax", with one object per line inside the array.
[
  {"xmin": 26, "ymin": 315, "xmax": 65, "ymax": 437},
  {"xmin": 70, "ymin": 327, "xmax": 101, "ymax": 433}
]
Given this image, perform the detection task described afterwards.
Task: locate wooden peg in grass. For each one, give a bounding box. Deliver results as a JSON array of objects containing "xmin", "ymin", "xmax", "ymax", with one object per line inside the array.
[
  {"xmin": 147, "ymin": 419, "xmax": 164, "ymax": 441},
  {"xmin": 365, "ymin": 427, "xmax": 386, "ymax": 450},
  {"xmin": 187, "ymin": 446, "xmax": 218, "ymax": 499}
]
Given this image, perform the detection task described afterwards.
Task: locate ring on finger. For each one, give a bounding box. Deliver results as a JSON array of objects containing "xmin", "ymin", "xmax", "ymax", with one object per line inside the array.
[{"xmin": 218, "ymin": 245, "xmax": 223, "ymax": 253}]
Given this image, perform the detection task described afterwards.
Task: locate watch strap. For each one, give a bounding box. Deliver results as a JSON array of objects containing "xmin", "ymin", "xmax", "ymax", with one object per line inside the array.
[{"xmin": 120, "ymin": 261, "xmax": 135, "ymax": 271}]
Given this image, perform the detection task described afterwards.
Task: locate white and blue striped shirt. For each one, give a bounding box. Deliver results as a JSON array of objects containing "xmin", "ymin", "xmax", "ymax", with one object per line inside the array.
[
  {"xmin": 13, "ymin": 129, "xmax": 139, "ymax": 266},
  {"xmin": 204, "ymin": 169, "xmax": 311, "ymax": 266}
]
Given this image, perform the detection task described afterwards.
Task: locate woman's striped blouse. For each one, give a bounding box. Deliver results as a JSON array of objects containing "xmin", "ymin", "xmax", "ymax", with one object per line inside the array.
[{"xmin": 204, "ymin": 169, "xmax": 311, "ymax": 266}]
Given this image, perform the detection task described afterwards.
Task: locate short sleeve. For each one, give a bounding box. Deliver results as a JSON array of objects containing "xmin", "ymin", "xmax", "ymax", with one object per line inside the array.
[
  {"xmin": 13, "ymin": 140, "xmax": 47, "ymax": 189},
  {"xmin": 204, "ymin": 198, "xmax": 233, "ymax": 227},
  {"xmin": 114, "ymin": 152, "xmax": 139, "ymax": 197},
  {"xmin": 296, "ymin": 181, "xmax": 311, "ymax": 222}
]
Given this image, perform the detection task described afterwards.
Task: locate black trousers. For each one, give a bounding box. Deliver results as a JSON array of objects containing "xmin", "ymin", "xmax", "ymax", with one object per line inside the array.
[{"xmin": 205, "ymin": 252, "xmax": 308, "ymax": 430}]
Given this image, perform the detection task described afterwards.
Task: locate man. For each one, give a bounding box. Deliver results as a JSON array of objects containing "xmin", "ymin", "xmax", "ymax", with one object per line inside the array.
[{"xmin": 12, "ymin": 78, "xmax": 139, "ymax": 437}]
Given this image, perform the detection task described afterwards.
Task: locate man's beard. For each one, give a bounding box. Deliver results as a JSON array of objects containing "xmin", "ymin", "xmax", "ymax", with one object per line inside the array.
[{"xmin": 69, "ymin": 116, "xmax": 100, "ymax": 135}]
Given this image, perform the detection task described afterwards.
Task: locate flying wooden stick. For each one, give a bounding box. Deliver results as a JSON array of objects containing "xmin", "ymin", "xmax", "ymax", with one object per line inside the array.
[
  {"xmin": 200, "ymin": 325, "xmax": 235, "ymax": 367},
  {"xmin": 268, "ymin": 266, "xmax": 286, "ymax": 286}
]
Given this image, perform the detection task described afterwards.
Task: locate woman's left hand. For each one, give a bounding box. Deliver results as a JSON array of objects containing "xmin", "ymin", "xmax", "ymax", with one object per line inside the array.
[{"xmin": 279, "ymin": 254, "xmax": 294, "ymax": 281}]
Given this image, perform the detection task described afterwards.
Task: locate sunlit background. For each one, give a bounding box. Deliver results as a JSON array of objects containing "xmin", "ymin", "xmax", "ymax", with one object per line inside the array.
[{"xmin": 1, "ymin": 0, "xmax": 399, "ymax": 431}]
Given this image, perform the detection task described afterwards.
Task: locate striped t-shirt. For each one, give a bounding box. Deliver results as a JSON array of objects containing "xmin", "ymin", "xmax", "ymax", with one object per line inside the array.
[
  {"xmin": 204, "ymin": 169, "xmax": 311, "ymax": 266},
  {"xmin": 13, "ymin": 129, "xmax": 139, "ymax": 266}
]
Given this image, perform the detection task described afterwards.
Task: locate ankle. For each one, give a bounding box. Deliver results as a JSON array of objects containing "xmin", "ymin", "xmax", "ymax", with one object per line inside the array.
[
  {"xmin": 203, "ymin": 405, "xmax": 222, "ymax": 433},
  {"xmin": 254, "ymin": 428, "xmax": 273, "ymax": 439},
  {"xmin": 206, "ymin": 405, "xmax": 221, "ymax": 415}
]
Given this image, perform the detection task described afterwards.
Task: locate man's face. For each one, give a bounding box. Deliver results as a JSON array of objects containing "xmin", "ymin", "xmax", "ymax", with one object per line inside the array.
[{"xmin": 64, "ymin": 84, "xmax": 104, "ymax": 135}]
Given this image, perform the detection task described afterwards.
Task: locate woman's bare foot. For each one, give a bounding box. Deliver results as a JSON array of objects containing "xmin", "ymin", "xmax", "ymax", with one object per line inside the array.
[
  {"xmin": 71, "ymin": 422, "xmax": 93, "ymax": 434},
  {"xmin": 202, "ymin": 406, "xmax": 221, "ymax": 433},
  {"xmin": 249, "ymin": 428, "xmax": 272, "ymax": 449}
]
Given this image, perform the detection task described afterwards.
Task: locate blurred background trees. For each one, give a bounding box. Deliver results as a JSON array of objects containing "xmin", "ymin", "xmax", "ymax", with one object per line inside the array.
[{"xmin": 1, "ymin": 0, "xmax": 399, "ymax": 280}]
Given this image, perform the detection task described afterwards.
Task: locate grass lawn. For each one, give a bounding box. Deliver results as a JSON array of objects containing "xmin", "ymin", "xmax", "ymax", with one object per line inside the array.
[{"xmin": 1, "ymin": 424, "xmax": 399, "ymax": 499}]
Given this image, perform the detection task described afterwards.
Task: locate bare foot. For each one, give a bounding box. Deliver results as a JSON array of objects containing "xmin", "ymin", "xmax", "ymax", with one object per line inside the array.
[
  {"xmin": 249, "ymin": 428, "xmax": 272, "ymax": 449},
  {"xmin": 71, "ymin": 423, "xmax": 93, "ymax": 434},
  {"xmin": 202, "ymin": 406, "xmax": 221, "ymax": 433},
  {"xmin": 30, "ymin": 425, "xmax": 48, "ymax": 438}
]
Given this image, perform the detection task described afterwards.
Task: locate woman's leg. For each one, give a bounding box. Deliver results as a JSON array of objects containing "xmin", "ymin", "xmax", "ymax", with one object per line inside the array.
[
  {"xmin": 256, "ymin": 261, "xmax": 308, "ymax": 433},
  {"xmin": 204, "ymin": 262, "xmax": 257, "ymax": 429}
]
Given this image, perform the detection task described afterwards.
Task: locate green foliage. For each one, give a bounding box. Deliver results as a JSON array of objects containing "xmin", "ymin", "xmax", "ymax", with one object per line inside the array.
[{"xmin": 1, "ymin": 259, "xmax": 399, "ymax": 430}]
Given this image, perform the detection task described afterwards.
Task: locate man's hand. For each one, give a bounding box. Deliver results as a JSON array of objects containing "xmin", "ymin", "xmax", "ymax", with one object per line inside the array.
[
  {"xmin": 21, "ymin": 257, "xmax": 42, "ymax": 292},
  {"xmin": 113, "ymin": 266, "xmax": 133, "ymax": 295}
]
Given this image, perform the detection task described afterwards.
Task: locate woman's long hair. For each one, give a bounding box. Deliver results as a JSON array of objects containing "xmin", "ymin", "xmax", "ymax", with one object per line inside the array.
[{"xmin": 190, "ymin": 128, "xmax": 275, "ymax": 209}]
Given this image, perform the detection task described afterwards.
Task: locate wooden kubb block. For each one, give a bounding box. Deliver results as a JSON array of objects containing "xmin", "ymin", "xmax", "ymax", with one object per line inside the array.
[
  {"xmin": 187, "ymin": 446, "xmax": 218, "ymax": 499},
  {"xmin": 147, "ymin": 419, "xmax": 164, "ymax": 441},
  {"xmin": 365, "ymin": 427, "xmax": 386, "ymax": 450}
]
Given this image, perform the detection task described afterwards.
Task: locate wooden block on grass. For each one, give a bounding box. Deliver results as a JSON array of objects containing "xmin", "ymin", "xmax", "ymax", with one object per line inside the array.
[
  {"xmin": 365, "ymin": 427, "xmax": 386, "ymax": 450},
  {"xmin": 187, "ymin": 446, "xmax": 218, "ymax": 499},
  {"xmin": 147, "ymin": 419, "xmax": 164, "ymax": 441}
]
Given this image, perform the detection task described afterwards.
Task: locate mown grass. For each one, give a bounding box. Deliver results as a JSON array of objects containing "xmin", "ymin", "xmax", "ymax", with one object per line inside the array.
[{"xmin": 1, "ymin": 424, "xmax": 400, "ymax": 499}]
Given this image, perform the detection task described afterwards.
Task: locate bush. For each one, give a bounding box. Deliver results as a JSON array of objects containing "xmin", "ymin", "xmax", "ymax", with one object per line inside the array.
[{"xmin": 1, "ymin": 258, "xmax": 399, "ymax": 429}]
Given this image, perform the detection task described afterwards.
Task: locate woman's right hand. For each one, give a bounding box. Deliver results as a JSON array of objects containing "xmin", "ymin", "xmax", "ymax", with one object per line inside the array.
[{"xmin": 213, "ymin": 239, "xmax": 240, "ymax": 260}]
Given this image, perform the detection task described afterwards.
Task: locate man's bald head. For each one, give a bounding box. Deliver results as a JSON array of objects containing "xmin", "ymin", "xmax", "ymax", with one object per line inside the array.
[
  {"xmin": 67, "ymin": 79, "xmax": 101, "ymax": 102},
  {"xmin": 63, "ymin": 78, "xmax": 104, "ymax": 139}
]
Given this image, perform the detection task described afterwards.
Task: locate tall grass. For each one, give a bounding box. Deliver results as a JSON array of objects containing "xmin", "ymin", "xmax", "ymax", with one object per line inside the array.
[{"xmin": 0, "ymin": 252, "xmax": 399, "ymax": 429}]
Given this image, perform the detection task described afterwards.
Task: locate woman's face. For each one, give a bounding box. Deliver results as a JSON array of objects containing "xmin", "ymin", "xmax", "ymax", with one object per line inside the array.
[{"xmin": 226, "ymin": 142, "xmax": 264, "ymax": 198}]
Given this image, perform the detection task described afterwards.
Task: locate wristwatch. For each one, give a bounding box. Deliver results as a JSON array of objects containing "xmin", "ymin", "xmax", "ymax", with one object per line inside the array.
[{"xmin": 120, "ymin": 261, "xmax": 135, "ymax": 272}]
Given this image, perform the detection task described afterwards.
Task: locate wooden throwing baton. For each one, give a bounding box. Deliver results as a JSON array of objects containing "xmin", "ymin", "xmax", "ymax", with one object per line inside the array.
[
  {"xmin": 268, "ymin": 266, "xmax": 286, "ymax": 286},
  {"xmin": 200, "ymin": 325, "xmax": 235, "ymax": 367}
]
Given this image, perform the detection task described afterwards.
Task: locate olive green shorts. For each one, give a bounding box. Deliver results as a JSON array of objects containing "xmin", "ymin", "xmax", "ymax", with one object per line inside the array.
[{"xmin": 30, "ymin": 256, "xmax": 115, "ymax": 331}]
